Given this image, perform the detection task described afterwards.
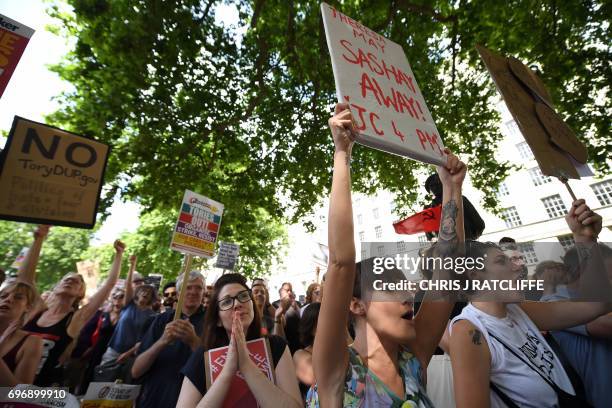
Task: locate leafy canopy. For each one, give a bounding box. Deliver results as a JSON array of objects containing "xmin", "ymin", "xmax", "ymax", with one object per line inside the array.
[{"xmin": 42, "ymin": 0, "xmax": 610, "ymax": 275}]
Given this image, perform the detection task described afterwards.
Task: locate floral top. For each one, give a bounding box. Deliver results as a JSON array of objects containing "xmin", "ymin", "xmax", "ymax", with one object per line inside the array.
[{"xmin": 306, "ymin": 346, "xmax": 434, "ymax": 408}]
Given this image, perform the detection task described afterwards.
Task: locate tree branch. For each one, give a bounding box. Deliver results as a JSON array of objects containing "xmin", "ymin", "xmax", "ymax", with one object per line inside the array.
[{"xmin": 395, "ymin": 0, "xmax": 457, "ymax": 23}]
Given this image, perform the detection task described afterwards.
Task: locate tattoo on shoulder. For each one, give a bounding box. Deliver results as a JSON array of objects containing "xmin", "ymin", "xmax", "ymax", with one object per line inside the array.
[
  {"xmin": 438, "ymin": 199, "xmax": 458, "ymax": 243},
  {"xmin": 469, "ymin": 329, "xmax": 482, "ymax": 345}
]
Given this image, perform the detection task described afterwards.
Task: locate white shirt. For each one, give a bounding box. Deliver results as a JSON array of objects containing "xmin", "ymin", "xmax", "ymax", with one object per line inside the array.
[{"xmin": 450, "ymin": 304, "xmax": 574, "ymax": 408}]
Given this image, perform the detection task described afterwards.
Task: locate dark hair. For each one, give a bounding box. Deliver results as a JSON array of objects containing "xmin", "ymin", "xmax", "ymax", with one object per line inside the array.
[
  {"xmin": 299, "ymin": 302, "xmax": 321, "ymax": 347},
  {"xmin": 499, "ymin": 237, "xmax": 517, "ymax": 250},
  {"xmin": 162, "ymin": 281, "xmax": 176, "ymax": 292},
  {"xmin": 563, "ymin": 243, "xmax": 612, "ymax": 283},
  {"xmin": 135, "ymin": 284, "xmax": 158, "ymax": 305},
  {"xmin": 353, "ymin": 258, "xmax": 407, "ymax": 301},
  {"xmin": 201, "ymin": 273, "xmax": 262, "ymax": 351}
]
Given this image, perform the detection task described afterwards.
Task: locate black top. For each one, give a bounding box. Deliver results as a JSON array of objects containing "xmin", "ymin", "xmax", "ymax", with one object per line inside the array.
[
  {"xmin": 272, "ymin": 300, "xmax": 302, "ymax": 353},
  {"xmin": 181, "ymin": 335, "xmax": 287, "ymax": 396},
  {"xmin": 136, "ymin": 306, "xmax": 207, "ymax": 408},
  {"xmin": 24, "ymin": 310, "xmax": 74, "ymax": 386}
]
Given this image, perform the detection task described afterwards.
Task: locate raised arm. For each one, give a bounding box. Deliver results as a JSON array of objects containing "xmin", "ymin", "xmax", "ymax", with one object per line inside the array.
[
  {"xmin": 521, "ymin": 200, "xmax": 612, "ymax": 329},
  {"xmin": 312, "ymin": 103, "xmax": 356, "ymax": 405},
  {"xmin": 411, "ymin": 150, "xmax": 466, "ymax": 367},
  {"xmin": 70, "ymin": 240, "xmax": 125, "ymax": 337},
  {"xmin": 17, "ymin": 225, "xmax": 50, "ymax": 284},
  {"xmin": 124, "ymin": 254, "xmax": 137, "ymax": 304}
]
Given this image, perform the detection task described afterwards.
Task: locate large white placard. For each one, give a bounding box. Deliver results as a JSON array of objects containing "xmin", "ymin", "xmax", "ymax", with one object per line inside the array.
[{"xmin": 321, "ymin": 3, "xmax": 446, "ymax": 165}]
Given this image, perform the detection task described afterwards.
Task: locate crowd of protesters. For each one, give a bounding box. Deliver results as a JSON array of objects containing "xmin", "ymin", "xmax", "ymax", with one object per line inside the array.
[{"xmin": 0, "ymin": 104, "xmax": 611, "ymax": 407}]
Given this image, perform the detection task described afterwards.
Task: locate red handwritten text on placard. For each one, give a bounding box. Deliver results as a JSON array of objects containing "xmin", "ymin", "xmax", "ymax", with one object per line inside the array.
[
  {"xmin": 340, "ymin": 40, "xmax": 416, "ymax": 94},
  {"xmin": 329, "ymin": 6, "xmax": 386, "ymax": 52}
]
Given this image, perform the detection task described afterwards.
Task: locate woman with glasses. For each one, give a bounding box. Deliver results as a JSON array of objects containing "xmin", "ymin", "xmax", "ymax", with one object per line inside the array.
[{"xmin": 177, "ymin": 273, "xmax": 302, "ymax": 407}]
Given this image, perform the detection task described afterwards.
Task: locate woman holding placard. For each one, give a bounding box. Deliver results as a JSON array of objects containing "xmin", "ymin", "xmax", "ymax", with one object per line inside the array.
[
  {"xmin": 309, "ymin": 103, "xmax": 466, "ymax": 407},
  {"xmin": 177, "ymin": 273, "xmax": 302, "ymax": 407}
]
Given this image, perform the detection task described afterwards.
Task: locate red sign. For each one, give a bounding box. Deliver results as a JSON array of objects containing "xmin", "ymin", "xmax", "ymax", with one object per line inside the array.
[
  {"xmin": 0, "ymin": 14, "xmax": 34, "ymax": 98},
  {"xmin": 204, "ymin": 337, "xmax": 275, "ymax": 407},
  {"xmin": 393, "ymin": 205, "xmax": 441, "ymax": 235}
]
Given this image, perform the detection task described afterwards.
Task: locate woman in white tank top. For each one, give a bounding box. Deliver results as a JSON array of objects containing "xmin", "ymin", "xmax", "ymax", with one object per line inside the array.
[{"xmin": 448, "ymin": 199, "xmax": 611, "ymax": 408}]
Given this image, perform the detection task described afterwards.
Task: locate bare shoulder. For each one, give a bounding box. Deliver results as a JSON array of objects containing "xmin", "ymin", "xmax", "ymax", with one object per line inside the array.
[{"xmin": 449, "ymin": 320, "xmax": 489, "ymax": 352}]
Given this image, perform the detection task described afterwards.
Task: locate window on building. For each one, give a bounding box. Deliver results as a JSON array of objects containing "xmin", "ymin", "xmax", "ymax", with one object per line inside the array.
[
  {"xmin": 375, "ymin": 226, "xmax": 382, "ymax": 239},
  {"xmin": 518, "ymin": 242, "xmax": 538, "ymax": 265},
  {"xmin": 397, "ymin": 241, "xmax": 407, "ymax": 252},
  {"xmin": 495, "ymin": 182, "xmax": 510, "ymax": 199},
  {"xmin": 558, "ymin": 234, "xmax": 575, "ymax": 251},
  {"xmin": 542, "ymin": 195, "xmax": 567, "ymax": 219},
  {"xmin": 501, "ymin": 207, "xmax": 522, "ymax": 228},
  {"xmin": 357, "ymin": 214, "xmax": 363, "ymax": 225},
  {"xmin": 528, "ymin": 167, "xmax": 552, "ymax": 186},
  {"xmin": 516, "ymin": 142, "xmax": 534, "ymax": 160},
  {"xmin": 591, "ymin": 180, "xmax": 612, "ymax": 206},
  {"xmin": 506, "ymin": 120, "xmax": 521, "ymax": 138},
  {"xmin": 418, "ymin": 235, "xmax": 428, "ymax": 247},
  {"xmin": 361, "ymin": 249, "xmax": 367, "ymax": 260},
  {"xmin": 373, "ymin": 208, "xmax": 380, "ymax": 219},
  {"xmin": 359, "ymin": 231, "xmax": 365, "ymax": 241},
  {"xmin": 377, "ymin": 245, "xmax": 385, "ymax": 255}
]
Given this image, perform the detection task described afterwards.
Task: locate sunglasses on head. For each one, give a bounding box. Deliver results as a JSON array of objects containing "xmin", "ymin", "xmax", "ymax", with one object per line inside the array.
[
  {"xmin": 112, "ymin": 294, "xmax": 124, "ymax": 300},
  {"xmin": 163, "ymin": 291, "xmax": 177, "ymax": 298}
]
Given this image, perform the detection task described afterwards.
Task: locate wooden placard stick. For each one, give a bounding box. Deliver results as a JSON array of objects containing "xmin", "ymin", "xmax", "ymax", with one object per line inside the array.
[
  {"xmin": 174, "ymin": 254, "xmax": 194, "ymax": 320},
  {"xmin": 559, "ymin": 176, "xmax": 577, "ymax": 201}
]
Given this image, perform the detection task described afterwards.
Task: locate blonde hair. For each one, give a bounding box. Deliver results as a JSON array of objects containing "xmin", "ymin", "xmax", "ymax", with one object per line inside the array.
[
  {"xmin": 0, "ymin": 280, "xmax": 38, "ymax": 308},
  {"xmin": 54, "ymin": 273, "xmax": 87, "ymax": 309}
]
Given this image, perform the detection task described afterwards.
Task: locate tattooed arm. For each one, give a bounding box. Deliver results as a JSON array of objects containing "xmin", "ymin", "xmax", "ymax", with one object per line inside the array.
[
  {"xmin": 449, "ymin": 320, "xmax": 491, "ymax": 408},
  {"xmin": 410, "ymin": 149, "xmax": 466, "ymax": 367}
]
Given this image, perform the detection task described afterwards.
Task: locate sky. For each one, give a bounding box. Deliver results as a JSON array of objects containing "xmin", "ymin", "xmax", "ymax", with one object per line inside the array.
[
  {"xmin": 0, "ymin": 1, "xmax": 258, "ymax": 247},
  {"xmin": 0, "ymin": 0, "xmax": 141, "ymax": 243}
]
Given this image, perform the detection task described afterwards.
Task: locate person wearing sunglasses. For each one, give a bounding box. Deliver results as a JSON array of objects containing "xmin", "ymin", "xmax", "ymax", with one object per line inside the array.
[
  {"xmin": 177, "ymin": 273, "xmax": 302, "ymax": 407},
  {"xmin": 162, "ymin": 281, "xmax": 178, "ymax": 311}
]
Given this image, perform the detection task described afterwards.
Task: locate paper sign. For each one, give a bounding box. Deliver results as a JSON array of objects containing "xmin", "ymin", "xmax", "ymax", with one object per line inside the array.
[
  {"xmin": 205, "ymin": 337, "xmax": 275, "ymax": 408},
  {"xmin": 312, "ymin": 243, "xmax": 329, "ymax": 267},
  {"xmin": 321, "ymin": 3, "xmax": 445, "ymax": 165},
  {"xmin": 77, "ymin": 259, "xmax": 101, "ymax": 297},
  {"xmin": 0, "ymin": 14, "xmax": 35, "ymax": 98},
  {"xmin": 393, "ymin": 206, "xmax": 441, "ymax": 235},
  {"xmin": 10, "ymin": 246, "xmax": 29, "ymax": 268},
  {"xmin": 81, "ymin": 382, "xmax": 141, "ymax": 408},
  {"xmin": 144, "ymin": 273, "xmax": 163, "ymax": 289},
  {"xmin": 170, "ymin": 190, "xmax": 224, "ymax": 258},
  {"xmin": 214, "ymin": 241, "xmax": 240, "ymax": 270},
  {"xmin": 0, "ymin": 116, "xmax": 110, "ymax": 228}
]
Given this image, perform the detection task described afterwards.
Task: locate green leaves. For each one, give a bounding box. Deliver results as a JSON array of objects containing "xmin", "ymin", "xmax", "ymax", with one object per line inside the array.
[{"xmin": 39, "ymin": 0, "xmax": 609, "ymax": 278}]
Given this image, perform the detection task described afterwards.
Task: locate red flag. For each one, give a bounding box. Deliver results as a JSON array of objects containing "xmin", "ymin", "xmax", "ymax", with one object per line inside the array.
[{"xmin": 393, "ymin": 206, "xmax": 441, "ymax": 235}]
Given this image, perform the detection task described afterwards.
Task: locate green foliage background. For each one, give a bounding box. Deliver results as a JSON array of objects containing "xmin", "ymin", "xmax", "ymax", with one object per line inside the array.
[{"xmin": 1, "ymin": 1, "xmax": 609, "ymax": 289}]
